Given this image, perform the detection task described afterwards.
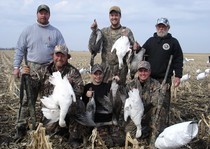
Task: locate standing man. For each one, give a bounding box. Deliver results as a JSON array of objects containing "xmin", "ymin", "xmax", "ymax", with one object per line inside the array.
[
  {"xmin": 143, "ymin": 17, "xmax": 183, "ymax": 127},
  {"xmin": 13, "ymin": 4, "xmax": 65, "ymax": 141},
  {"xmin": 89, "ymin": 6, "xmax": 140, "ymax": 85},
  {"xmin": 13, "ymin": 4, "xmax": 65, "ymax": 75}
]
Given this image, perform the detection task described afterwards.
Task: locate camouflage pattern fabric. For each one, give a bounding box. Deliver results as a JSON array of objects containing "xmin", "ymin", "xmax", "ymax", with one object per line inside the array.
[
  {"xmin": 125, "ymin": 77, "xmax": 166, "ymax": 147},
  {"xmin": 40, "ymin": 62, "xmax": 84, "ymax": 99},
  {"xmin": 155, "ymin": 78, "xmax": 172, "ymax": 127},
  {"xmin": 16, "ymin": 62, "xmax": 47, "ymax": 130},
  {"xmin": 110, "ymin": 125, "xmax": 126, "ymax": 147},
  {"xmin": 89, "ymin": 26, "xmax": 135, "ymax": 85},
  {"xmin": 16, "ymin": 61, "xmax": 85, "ymax": 140},
  {"xmin": 40, "ymin": 62, "xmax": 85, "ymax": 138},
  {"xmin": 97, "ymin": 126, "xmax": 114, "ymax": 148}
]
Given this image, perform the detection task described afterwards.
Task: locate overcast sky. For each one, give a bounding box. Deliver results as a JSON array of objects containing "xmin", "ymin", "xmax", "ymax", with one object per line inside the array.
[{"xmin": 0, "ymin": 0, "xmax": 209, "ymax": 53}]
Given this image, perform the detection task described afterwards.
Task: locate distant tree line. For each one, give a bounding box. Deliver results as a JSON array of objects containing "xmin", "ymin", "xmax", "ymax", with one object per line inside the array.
[{"xmin": 0, "ymin": 48, "xmax": 15, "ymax": 50}]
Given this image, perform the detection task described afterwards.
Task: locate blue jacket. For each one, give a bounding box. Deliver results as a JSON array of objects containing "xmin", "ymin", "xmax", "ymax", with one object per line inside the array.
[{"xmin": 14, "ymin": 22, "xmax": 65, "ymax": 67}]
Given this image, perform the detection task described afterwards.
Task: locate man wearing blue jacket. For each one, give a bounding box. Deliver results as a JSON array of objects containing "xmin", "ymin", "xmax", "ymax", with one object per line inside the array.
[{"xmin": 13, "ymin": 4, "xmax": 65, "ymax": 141}]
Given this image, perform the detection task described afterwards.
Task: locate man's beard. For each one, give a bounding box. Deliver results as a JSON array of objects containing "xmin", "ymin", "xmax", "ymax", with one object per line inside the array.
[{"xmin": 157, "ymin": 30, "xmax": 168, "ymax": 37}]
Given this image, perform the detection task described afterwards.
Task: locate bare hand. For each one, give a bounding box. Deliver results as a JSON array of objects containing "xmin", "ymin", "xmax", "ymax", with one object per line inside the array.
[
  {"xmin": 112, "ymin": 75, "xmax": 120, "ymax": 81},
  {"xmin": 174, "ymin": 77, "xmax": 181, "ymax": 87},
  {"xmin": 91, "ymin": 19, "xmax": 98, "ymax": 31},
  {"xmin": 86, "ymin": 87, "xmax": 94, "ymax": 98},
  {"xmin": 13, "ymin": 68, "xmax": 20, "ymax": 78},
  {"xmin": 133, "ymin": 41, "xmax": 141, "ymax": 51}
]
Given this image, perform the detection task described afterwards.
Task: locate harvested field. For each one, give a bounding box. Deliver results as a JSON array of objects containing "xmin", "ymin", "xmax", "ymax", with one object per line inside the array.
[{"xmin": 0, "ymin": 50, "xmax": 209, "ymax": 149}]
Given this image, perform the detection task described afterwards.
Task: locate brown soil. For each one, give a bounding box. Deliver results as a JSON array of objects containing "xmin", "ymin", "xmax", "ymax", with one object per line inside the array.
[{"xmin": 0, "ymin": 50, "xmax": 209, "ymax": 149}]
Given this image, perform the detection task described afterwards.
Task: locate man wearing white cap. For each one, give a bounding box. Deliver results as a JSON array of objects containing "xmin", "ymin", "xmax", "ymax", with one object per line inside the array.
[{"xmin": 142, "ymin": 18, "xmax": 183, "ymax": 128}]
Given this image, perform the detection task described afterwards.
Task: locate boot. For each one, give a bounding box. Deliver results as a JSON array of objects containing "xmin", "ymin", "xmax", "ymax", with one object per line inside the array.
[
  {"xmin": 14, "ymin": 125, "xmax": 27, "ymax": 142},
  {"xmin": 69, "ymin": 138, "xmax": 83, "ymax": 148}
]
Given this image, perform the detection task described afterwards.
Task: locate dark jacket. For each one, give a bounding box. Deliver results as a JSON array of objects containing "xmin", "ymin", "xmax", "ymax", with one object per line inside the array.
[
  {"xmin": 143, "ymin": 33, "xmax": 183, "ymax": 80},
  {"xmin": 82, "ymin": 82, "xmax": 112, "ymax": 123}
]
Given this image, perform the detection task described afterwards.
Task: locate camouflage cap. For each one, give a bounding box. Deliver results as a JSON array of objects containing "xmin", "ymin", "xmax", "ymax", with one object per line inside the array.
[
  {"xmin": 37, "ymin": 4, "xmax": 50, "ymax": 13},
  {"xmin": 156, "ymin": 17, "xmax": 170, "ymax": 27},
  {"xmin": 54, "ymin": 45, "xmax": 71, "ymax": 58},
  {"xmin": 138, "ymin": 61, "xmax": 151, "ymax": 70},
  {"xmin": 109, "ymin": 6, "xmax": 121, "ymax": 14},
  {"xmin": 91, "ymin": 64, "xmax": 103, "ymax": 74}
]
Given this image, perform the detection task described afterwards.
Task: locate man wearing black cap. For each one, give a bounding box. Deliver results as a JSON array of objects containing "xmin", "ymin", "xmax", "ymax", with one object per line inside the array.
[
  {"xmin": 142, "ymin": 17, "xmax": 183, "ymax": 128},
  {"xmin": 125, "ymin": 61, "xmax": 164, "ymax": 148},
  {"xmin": 13, "ymin": 4, "xmax": 65, "ymax": 77},
  {"xmin": 89, "ymin": 6, "xmax": 141, "ymax": 85},
  {"xmin": 82, "ymin": 64, "xmax": 115, "ymax": 147},
  {"xmin": 13, "ymin": 4, "xmax": 65, "ymax": 141}
]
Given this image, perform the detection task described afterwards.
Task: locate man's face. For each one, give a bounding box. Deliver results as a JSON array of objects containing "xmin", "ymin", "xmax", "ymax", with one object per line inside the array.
[
  {"xmin": 156, "ymin": 24, "xmax": 169, "ymax": 37},
  {"xmin": 37, "ymin": 10, "xmax": 50, "ymax": 25},
  {"xmin": 53, "ymin": 52, "xmax": 68, "ymax": 69},
  {"xmin": 138, "ymin": 68, "xmax": 151, "ymax": 82},
  {"xmin": 109, "ymin": 11, "xmax": 121, "ymax": 27}
]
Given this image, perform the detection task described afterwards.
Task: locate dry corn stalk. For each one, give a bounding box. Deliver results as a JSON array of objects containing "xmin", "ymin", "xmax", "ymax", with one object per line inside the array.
[
  {"xmin": 198, "ymin": 114, "xmax": 210, "ymax": 138},
  {"xmin": 27, "ymin": 123, "xmax": 52, "ymax": 149},
  {"xmin": 88, "ymin": 127, "xmax": 108, "ymax": 149},
  {"xmin": 125, "ymin": 132, "xmax": 144, "ymax": 149}
]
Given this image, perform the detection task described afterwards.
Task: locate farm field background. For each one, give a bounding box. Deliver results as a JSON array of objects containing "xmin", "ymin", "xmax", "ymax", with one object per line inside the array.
[{"xmin": 0, "ymin": 50, "xmax": 209, "ymax": 149}]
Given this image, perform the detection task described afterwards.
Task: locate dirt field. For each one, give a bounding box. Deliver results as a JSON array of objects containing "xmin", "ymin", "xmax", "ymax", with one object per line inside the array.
[{"xmin": 0, "ymin": 50, "xmax": 209, "ymax": 149}]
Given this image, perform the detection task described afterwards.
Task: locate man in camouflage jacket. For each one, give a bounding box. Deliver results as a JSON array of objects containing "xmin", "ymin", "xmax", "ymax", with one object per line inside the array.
[
  {"xmin": 18, "ymin": 45, "xmax": 87, "ymax": 147},
  {"xmin": 89, "ymin": 6, "xmax": 141, "ymax": 85},
  {"xmin": 125, "ymin": 61, "xmax": 166, "ymax": 148}
]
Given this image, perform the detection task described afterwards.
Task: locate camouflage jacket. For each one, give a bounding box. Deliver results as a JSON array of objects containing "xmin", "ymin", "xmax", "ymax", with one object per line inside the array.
[
  {"xmin": 126, "ymin": 77, "xmax": 164, "ymax": 133},
  {"xmin": 89, "ymin": 26, "xmax": 135, "ymax": 66},
  {"xmin": 126, "ymin": 77, "xmax": 162, "ymax": 107},
  {"xmin": 89, "ymin": 25, "xmax": 135, "ymax": 84},
  {"xmin": 100, "ymin": 26, "xmax": 135, "ymax": 67},
  {"xmin": 40, "ymin": 62, "xmax": 84, "ymax": 99}
]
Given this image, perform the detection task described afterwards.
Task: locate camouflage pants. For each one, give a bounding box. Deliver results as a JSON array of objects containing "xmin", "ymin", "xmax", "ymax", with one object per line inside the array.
[
  {"xmin": 155, "ymin": 78, "xmax": 172, "ymax": 127},
  {"xmin": 97, "ymin": 126, "xmax": 114, "ymax": 147},
  {"xmin": 111, "ymin": 125, "xmax": 125, "ymax": 147},
  {"xmin": 16, "ymin": 62, "xmax": 46, "ymax": 130},
  {"xmin": 124, "ymin": 104, "xmax": 168, "ymax": 148},
  {"xmin": 43, "ymin": 100, "xmax": 90, "ymax": 141}
]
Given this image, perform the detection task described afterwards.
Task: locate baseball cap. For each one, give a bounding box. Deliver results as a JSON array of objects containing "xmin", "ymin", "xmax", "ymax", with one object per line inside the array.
[
  {"xmin": 91, "ymin": 64, "xmax": 103, "ymax": 74},
  {"xmin": 156, "ymin": 17, "xmax": 170, "ymax": 27},
  {"xmin": 138, "ymin": 61, "xmax": 151, "ymax": 70},
  {"xmin": 54, "ymin": 45, "xmax": 71, "ymax": 58},
  {"xmin": 109, "ymin": 6, "xmax": 121, "ymax": 14},
  {"xmin": 37, "ymin": 4, "xmax": 50, "ymax": 13}
]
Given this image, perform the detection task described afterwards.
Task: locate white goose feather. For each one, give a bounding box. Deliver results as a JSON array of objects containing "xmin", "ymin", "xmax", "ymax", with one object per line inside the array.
[
  {"xmin": 41, "ymin": 71, "xmax": 76, "ymax": 127},
  {"xmin": 111, "ymin": 36, "xmax": 131, "ymax": 69},
  {"xmin": 124, "ymin": 88, "xmax": 144, "ymax": 138}
]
